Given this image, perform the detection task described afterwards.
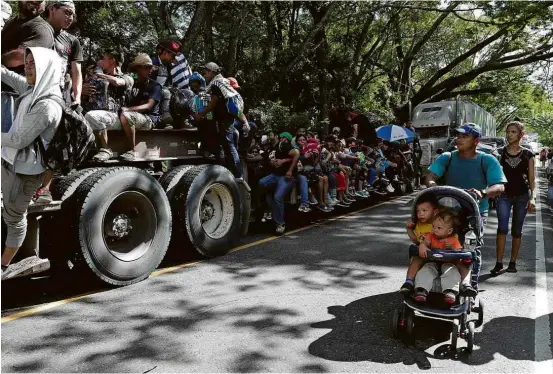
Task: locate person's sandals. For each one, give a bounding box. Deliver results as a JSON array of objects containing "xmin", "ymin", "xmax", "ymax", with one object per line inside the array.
[
  {"xmin": 490, "ymin": 262, "xmax": 504, "ymax": 276},
  {"xmin": 506, "ymin": 261, "xmax": 517, "ymax": 273},
  {"xmin": 400, "ymin": 280, "xmax": 414, "ymax": 295},
  {"xmin": 92, "ymin": 148, "xmax": 113, "ymax": 162},
  {"xmin": 414, "ymin": 288, "xmax": 428, "ymax": 302},
  {"xmin": 120, "ymin": 150, "xmax": 136, "ymax": 162},
  {"xmin": 443, "ymin": 289, "xmax": 457, "ymax": 305}
]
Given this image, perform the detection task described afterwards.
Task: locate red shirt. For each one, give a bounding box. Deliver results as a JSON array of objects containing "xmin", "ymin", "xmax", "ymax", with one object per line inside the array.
[{"xmin": 425, "ymin": 232, "xmax": 462, "ymax": 250}]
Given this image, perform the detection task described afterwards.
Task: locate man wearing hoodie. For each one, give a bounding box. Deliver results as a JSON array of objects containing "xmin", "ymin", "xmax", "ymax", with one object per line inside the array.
[
  {"xmin": 2, "ymin": 1, "xmax": 55, "ymax": 134},
  {"xmin": 1, "ymin": 47, "xmax": 63, "ymax": 280}
]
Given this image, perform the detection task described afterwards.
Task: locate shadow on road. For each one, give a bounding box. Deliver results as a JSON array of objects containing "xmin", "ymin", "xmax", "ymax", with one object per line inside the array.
[{"xmin": 308, "ymin": 292, "xmax": 553, "ymax": 369}]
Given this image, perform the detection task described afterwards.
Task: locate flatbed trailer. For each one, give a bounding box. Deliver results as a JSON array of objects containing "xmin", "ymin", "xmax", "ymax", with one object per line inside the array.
[{"xmin": 2, "ymin": 128, "xmax": 252, "ymax": 285}]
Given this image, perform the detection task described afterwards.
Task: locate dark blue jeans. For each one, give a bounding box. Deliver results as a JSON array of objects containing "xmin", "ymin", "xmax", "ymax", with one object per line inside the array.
[
  {"xmin": 496, "ymin": 193, "xmax": 529, "ymax": 238},
  {"xmin": 258, "ymin": 174, "xmax": 296, "ymax": 225},
  {"xmin": 472, "ymin": 211, "xmax": 488, "ymax": 289},
  {"xmin": 220, "ymin": 124, "xmax": 242, "ymax": 178}
]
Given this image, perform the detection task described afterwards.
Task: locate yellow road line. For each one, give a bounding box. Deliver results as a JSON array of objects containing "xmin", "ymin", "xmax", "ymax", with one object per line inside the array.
[
  {"xmin": 1, "ymin": 293, "xmax": 95, "ymax": 323},
  {"xmin": 1, "ymin": 195, "xmax": 406, "ymax": 323}
]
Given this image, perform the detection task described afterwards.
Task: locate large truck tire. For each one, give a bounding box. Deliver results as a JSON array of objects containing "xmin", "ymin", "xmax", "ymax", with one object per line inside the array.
[
  {"xmin": 68, "ymin": 167, "xmax": 172, "ymax": 285},
  {"xmin": 164, "ymin": 164, "xmax": 241, "ymax": 258},
  {"xmin": 51, "ymin": 167, "xmax": 103, "ymax": 201}
]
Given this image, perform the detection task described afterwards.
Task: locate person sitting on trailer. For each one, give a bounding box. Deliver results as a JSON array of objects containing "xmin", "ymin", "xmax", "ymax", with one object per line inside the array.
[
  {"xmin": 88, "ymin": 53, "xmax": 161, "ymax": 162},
  {"xmin": 154, "ymin": 39, "xmax": 192, "ymax": 128}
]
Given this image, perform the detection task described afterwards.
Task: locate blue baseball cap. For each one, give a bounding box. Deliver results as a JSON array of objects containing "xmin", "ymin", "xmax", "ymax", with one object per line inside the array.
[{"xmin": 455, "ymin": 123, "xmax": 482, "ymax": 138}]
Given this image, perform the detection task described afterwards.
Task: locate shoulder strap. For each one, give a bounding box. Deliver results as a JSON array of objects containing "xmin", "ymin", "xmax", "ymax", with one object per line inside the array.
[
  {"xmin": 443, "ymin": 151, "xmax": 454, "ymax": 179},
  {"xmin": 479, "ymin": 152, "xmax": 487, "ymax": 182}
]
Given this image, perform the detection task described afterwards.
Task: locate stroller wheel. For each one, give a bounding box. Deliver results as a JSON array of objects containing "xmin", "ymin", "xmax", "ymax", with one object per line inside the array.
[
  {"xmin": 450, "ymin": 320, "xmax": 459, "ymax": 351},
  {"xmin": 391, "ymin": 307, "xmax": 401, "ymax": 338},
  {"xmin": 402, "ymin": 309, "xmax": 416, "ymax": 346},
  {"xmin": 466, "ymin": 321, "xmax": 475, "ymax": 353},
  {"xmin": 472, "ymin": 298, "xmax": 484, "ymax": 328}
]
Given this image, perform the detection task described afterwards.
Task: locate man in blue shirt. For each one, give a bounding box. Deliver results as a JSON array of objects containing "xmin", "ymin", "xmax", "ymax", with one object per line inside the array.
[{"xmin": 425, "ymin": 123, "xmax": 507, "ymax": 291}]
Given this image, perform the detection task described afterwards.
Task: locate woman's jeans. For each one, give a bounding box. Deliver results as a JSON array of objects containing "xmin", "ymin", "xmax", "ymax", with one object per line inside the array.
[
  {"xmin": 298, "ymin": 174, "xmax": 310, "ymax": 205},
  {"xmin": 258, "ymin": 174, "xmax": 296, "ymax": 225},
  {"xmin": 367, "ymin": 167, "xmax": 377, "ymax": 185},
  {"xmin": 496, "ymin": 193, "xmax": 529, "ymax": 238}
]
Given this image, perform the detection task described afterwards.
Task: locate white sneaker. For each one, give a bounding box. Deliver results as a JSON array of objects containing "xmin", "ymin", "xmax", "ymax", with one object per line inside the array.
[
  {"xmin": 386, "ymin": 184, "xmax": 395, "ymax": 193},
  {"xmin": 2, "ymin": 256, "xmax": 50, "ymax": 280}
]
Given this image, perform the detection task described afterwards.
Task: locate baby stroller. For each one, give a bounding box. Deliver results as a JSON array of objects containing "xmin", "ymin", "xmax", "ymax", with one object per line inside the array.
[{"xmin": 390, "ymin": 186, "xmax": 484, "ymax": 353}]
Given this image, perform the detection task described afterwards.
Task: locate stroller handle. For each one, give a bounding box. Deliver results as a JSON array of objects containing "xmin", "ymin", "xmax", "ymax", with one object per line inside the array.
[{"xmin": 408, "ymin": 245, "xmax": 475, "ymax": 262}]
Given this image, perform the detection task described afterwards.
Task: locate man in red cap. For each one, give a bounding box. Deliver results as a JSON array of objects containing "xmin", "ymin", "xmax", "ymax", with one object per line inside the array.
[{"xmin": 154, "ymin": 39, "xmax": 193, "ymax": 128}]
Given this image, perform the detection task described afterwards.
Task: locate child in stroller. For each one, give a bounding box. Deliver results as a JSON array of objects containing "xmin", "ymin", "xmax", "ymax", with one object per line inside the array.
[{"xmin": 391, "ymin": 186, "xmax": 484, "ymax": 353}]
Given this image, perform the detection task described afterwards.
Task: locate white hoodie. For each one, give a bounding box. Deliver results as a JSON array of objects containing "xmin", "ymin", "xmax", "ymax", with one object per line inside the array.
[{"xmin": 1, "ymin": 47, "xmax": 63, "ymax": 174}]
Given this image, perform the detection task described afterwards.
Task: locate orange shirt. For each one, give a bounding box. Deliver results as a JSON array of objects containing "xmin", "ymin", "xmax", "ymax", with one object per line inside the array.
[{"xmin": 425, "ymin": 232, "xmax": 463, "ymax": 250}]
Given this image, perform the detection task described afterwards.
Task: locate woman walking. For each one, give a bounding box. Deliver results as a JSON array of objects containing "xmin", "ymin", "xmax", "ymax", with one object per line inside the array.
[{"xmin": 491, "ymin": 121, "xmax": 536, "ymax": 275}]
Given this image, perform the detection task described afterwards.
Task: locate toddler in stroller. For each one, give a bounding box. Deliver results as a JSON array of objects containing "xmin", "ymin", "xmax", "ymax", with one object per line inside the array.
[{"xmin": 391, "ymin": 186, "xmax": 484, "ymax": 353}]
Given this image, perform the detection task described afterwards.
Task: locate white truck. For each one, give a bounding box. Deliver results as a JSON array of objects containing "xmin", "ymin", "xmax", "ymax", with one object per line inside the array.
[{"xmin": 411, "ymin": 99, "xmax": 497, "ymax": 170}]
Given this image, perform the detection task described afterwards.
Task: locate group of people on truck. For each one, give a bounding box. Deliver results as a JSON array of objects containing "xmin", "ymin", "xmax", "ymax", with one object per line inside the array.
[{"xmin": 0, "ymin": 0, "xmax": 252, "ymax": 279}]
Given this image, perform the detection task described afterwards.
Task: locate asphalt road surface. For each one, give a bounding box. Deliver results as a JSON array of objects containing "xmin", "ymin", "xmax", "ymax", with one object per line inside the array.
[{"xmin": 1, "ymin": 174, "xmax": 552, "ymax": 373}]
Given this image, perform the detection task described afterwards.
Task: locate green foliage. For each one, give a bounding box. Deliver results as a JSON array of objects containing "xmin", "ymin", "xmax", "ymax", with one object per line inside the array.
[{"xmin": 16, "ymin": 0, "xmax": 551, "ymax": 132}]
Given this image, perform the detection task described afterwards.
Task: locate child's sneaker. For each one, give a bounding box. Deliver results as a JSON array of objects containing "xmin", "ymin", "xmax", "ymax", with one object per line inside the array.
[
  {"xmin": 443, "ymin": 289, "xmax": 457, "ymax": 304},
  {"xmin": 414, "ymin": 288, "xmax": 428, "ymax": 302},
  {"xmin": 400, "ymin": 280, "xmax": 414, "ymax": 295},
  {"xmin": 275, "ymin": 223, "xmax": 285, "ymax": 235},
  {"xmin": 261, "ymin": 212, "xmax": 272, "ymax": 223},
  {"xmin": 298, "ymin": 203, "xmax": 311, "ymax": 213}
]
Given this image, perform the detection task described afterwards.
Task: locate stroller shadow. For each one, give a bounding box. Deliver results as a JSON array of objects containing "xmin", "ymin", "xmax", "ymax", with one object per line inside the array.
[
  {"xmin": 308, "ymin": 292, "xmax": 450, "ymax": 369},
  {"xmin": 308, "ymin": 292, "xmax": 553, "ymax": 369}
]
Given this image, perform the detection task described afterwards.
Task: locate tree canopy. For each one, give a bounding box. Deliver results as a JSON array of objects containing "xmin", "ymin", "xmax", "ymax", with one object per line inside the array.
[{"xmin": 9, "ymin": 0, "xmax": 553, "ymax": 141}]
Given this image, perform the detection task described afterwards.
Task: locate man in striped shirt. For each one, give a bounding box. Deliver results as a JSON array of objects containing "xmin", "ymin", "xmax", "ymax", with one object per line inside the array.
[{"xmin": 155, "ymin": 40, "xmax": 192, "ymax": 128}]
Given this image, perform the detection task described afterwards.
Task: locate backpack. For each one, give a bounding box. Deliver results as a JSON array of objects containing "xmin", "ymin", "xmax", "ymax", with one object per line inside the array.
[{"xmin": 36, "ymin": 96, "xmax": 96, "ymax": 174}]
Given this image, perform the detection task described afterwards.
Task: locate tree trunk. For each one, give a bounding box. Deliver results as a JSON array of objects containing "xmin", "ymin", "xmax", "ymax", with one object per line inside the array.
[
  {"xmin": 203, "ymin": 2, "xmax": 214, "ymax": 61},
  {"xmin": 310, "ymin": 4, "xmax": 331, "ymax": 121},
  {"xmin": 226, "ymin": 6, "xmax": 249, "ymax": 75},
  {"xmin": 262, "ymin": 2, "xmax": 275, "ymax": 63},
  {"xmin": 180, "ymin": 1, "xmax": 208, "ymax": 55}
]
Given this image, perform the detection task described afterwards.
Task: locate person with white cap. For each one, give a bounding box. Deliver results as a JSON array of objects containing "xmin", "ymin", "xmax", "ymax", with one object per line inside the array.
[
  {"xmin": 45, "ymin": 0, "xmax": 82, "ymax": 106},
  {"xmin": 196, "ymin": 62, "xmax": 245, "ymax": 178},
  {"xmin": 1, "ymin": 47, "xmax": 63, "ymax": 280},
  {"xmin": 86, "ymin": 53, "xmax": 161, "ymax": 162}
]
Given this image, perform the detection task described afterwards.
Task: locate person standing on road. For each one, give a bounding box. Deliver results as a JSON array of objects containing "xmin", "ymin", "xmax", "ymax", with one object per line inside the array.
[
  {"xmin": 491, "ymin": 121, "xmax": 536, "ymax": 275},
  {"xmin": 1, "ymin": 47, "xmax": 63, "ymax": 280},
  {"xmin": 425, "ymin": 123, "xmax": 507, "ymax": 291}
]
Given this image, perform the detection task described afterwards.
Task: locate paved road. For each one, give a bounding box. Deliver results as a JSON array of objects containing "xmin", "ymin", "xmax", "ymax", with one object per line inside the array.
[{"xmin": 2, "ymin": 174, "xmax": 552, "ymax": 373}]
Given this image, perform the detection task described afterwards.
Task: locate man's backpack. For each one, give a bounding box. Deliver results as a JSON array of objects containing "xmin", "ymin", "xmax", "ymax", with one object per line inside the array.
[{"xmin": 36, "ymin": 96, "xmax": 96, "ymax": 174}]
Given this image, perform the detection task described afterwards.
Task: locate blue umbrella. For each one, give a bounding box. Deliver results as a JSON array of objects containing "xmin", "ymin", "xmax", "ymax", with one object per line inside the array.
[{"xmin": 376, "ymin": 125, "xmax": 416, "ymax": 143}]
